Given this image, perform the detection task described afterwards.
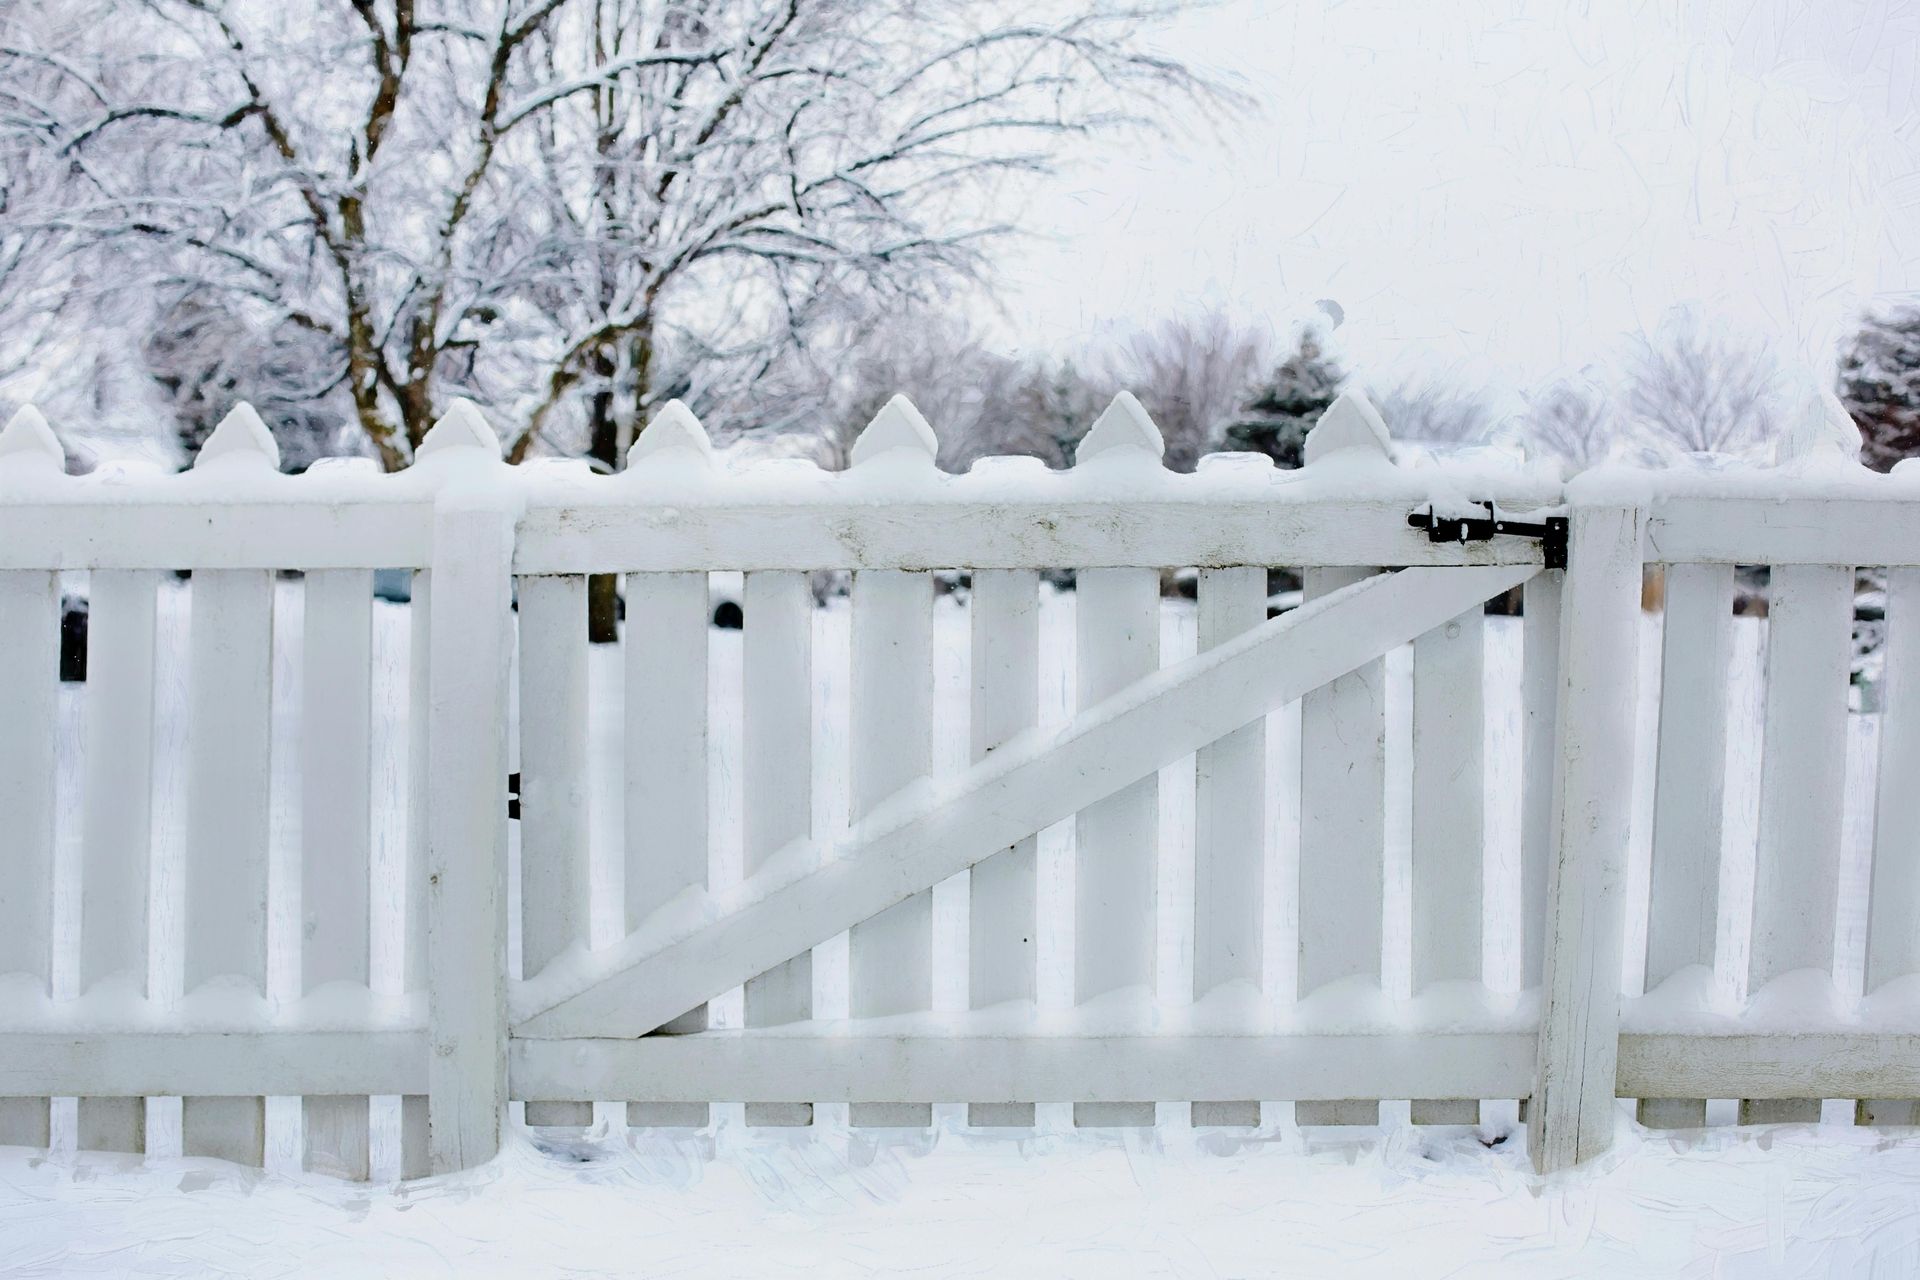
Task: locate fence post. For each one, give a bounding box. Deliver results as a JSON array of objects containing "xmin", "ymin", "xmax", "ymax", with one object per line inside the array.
[
  {"xmin": 421, "ymin": 404, "xmax": 516, "ymax": 1174},
  {"xmin": 1529, "ymin": 501, "xmax": 1643, "ymax": 1173}
]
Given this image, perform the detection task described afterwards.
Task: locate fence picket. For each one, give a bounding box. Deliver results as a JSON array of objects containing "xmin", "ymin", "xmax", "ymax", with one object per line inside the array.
[
  {"xmin": 742, "ymin": 570, "xmax": 814, "ymax": 1126},
  {"xmin": 1410, "ymin": 605, "xmax": 1485, "ymax": 1124},
  {"xmin": 76, "ymin": 569, "xmax": 159, "ymax": 1152},
  {"xmin": 0, "ymin": 570, "xmax": 58, "ymax": 1147},
  {"xmin": 301, "ymin": 569, "xmax": 374, "ymax": 1176},
  {"xmin": 968, "ymin": 568, "xmax": 1040, "ymax": 1127},
  {"xmin": 181, "ymin": 567, "xmax": 275, "ymax": 1165},
  {"xmin": 1073, "ymin": 566, "xmax": 1160, "ymax": 1127},
  {"xmin": 1861, "ymin": 568, "xmax": 1920, "ymax": 1124},
  {"xmin": 849, "ymin": 569, "xmax": 935, "ymax": 1126},
  {"xmin": 424, "ymin": 492, "xmax": 515, "ymax": 1174},
  {"xmin": 624, "ymin": 571, "xmax": 711, "ymax": 1128},
  {"xmin": 1744, "ymin": 563, "xmax": 1854, "ymax": 1123},
  {"xmin": 401, "ymin": 569, "xmax": 432, "ymax": 1177},
  {"xmin": 1296, "ymin": 566, "xmax": 1386, "ymax": 1126},
  {"xmin": 517, "ymin": 574, "xmax": 592, "ymax": 1128},
  {"xmin": 1191, "ymin": 566, "xmax": 1266, "ymax": 1128},
  {"xmin": 1640, "ymin": 562, "xmax": 1733, "ymax": 1128},
  {"xmin": 1520, "ymin": 570, "xmax": 1563, "ymax": 990}
]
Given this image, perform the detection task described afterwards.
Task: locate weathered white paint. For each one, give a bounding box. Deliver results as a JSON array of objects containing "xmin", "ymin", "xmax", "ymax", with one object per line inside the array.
[
  {"xmin": 623, "ymin": 570, "xmax": 711, "ymax": 1128},
  {"xmin": 1618, "ymin": 1033, "xmax": 1920, "ymax": 1100},
  {"xmin": 425, "ymin": 498, "xmax": 515, "ymax": 1174},
  {"xmin": 1410, "ymin": 605, "xmax": 1485, "ymax": 1125},
  {"xmin": 0, "ymin": 1032, "xmax": 426, "ymax": 1097},
  {"xmin": 1639, "ymin": 561, "xmax": 1732, "ymax": 1129},
  {"xmin": 1519, "ymin": 569, "xmax": 1562, "ymax": 989},
  {"xmin": 516, "ymin": 574, "xmax": 592, "ymax": 1128},
  {"xmin": 1528, "ymin": 504, "xmax": 1644, "ymax": 1174},
  {"xmin": 181, "ymin": 567, "xmax": 275, "ymax": 1167},
  {"xmin": 0, "ymin": 570, "xmax": 57, "ymax": 984},
  {"xmin": 0, "ymin": 569, "xmax": 58, "ymax": 1147},
  {"xmin": 967, "ymin": 568, "xmax": 1041, "ymax": 1128},
  {"xmin": 401, "ymin": 569, "xmax": 431, "ymax": 1175},
  {"xmin": 1295, "ymin": 566, "xmax": 1386, "ymax": 1127},
  {"xmin": 1191, "ymin": 566, "xmax": 1266, "ymax": 1128},
  {"xmin": 1865, "ymin": 566, "xmax": 1920, "ymax": 993},
  {"xmin": 1649, "ymin": 496, "xmax": 1920, "ymax": 567},
  {"xmin": 301, "ymin": 568, "xmax": 375, "ymax": 1177},
  {"xmin": 0, "ymin": 502, "xmax": 434, "ymax": 571},
  {"xmin": 741, "ymin": 570, "xmax": 814, "ymax": 1126},
  {"xmin": 1074, "ymin": 565, "xmax": 1162, "ymax": 1127},
  {"xmin": 848, "ymin": 569, "xmax": 935, "ymax": 1127},
  {"xmin": 75, "ymin": 571, "xmax": 158, "ymax": 1154},
  {"xmin": 511, "ymin": 1032, "xmax": 1538, "ymax": 1105},
  {"xmin": 1744, "ymin": 564, "xmax": 1852, "ymax": 1124},
  {"xmin": 511, "ymin": 498, "xmax": 1553, "ymax": 575}
]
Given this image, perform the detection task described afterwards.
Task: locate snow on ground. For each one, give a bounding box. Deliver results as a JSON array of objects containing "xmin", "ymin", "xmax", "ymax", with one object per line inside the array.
[
  {"xmin": 7, "ymin": 1117, "xmax": 1920, "ymax": 1277},
  {"xmin": 6, "ymin": 578, "xmax": 1909, "ymax": 1274}
]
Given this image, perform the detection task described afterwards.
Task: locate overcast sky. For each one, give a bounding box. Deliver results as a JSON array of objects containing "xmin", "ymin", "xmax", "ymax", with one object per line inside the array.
[{"xmin": 987, "ymin": 0, "xmax": 1920, "ymax": 396}]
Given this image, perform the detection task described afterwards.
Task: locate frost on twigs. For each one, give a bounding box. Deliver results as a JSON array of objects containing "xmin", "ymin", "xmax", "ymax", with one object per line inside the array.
[
  {"xmin": 194, "ymin": 403, "xmax": 281, "ymax": 470},
  {"xmin": 1303, "ymin": 389, "xmax": 1393, "ymax": 465},
  {"xmin": 850, "ymin": 394, "xmax": 938, "ymax": 468},
  {"xmin": 416, "ymin": 398, "xmax": 500, "ymax": 460},
  {"xmin": 1076, "ymin": 392, "xmax": 1164, "ymax": 463},
  {"xmin": 628, "ymin": 399, "xmax": 714, "ymax": 467},
  {"xmin": 0, "ymin": 404, "xmax": 63, "ymax": 470}
]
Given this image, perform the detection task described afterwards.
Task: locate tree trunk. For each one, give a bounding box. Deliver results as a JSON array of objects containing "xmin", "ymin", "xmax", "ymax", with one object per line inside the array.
[{"xmin": 585, "ymin": 345, "xmax": 622, "ymax": 643}]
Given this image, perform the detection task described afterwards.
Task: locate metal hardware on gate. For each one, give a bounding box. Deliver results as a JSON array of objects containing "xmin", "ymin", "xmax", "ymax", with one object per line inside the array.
[
  {"xmin": 1407, "ymin": 501, "xmax": 1569, "ymax": 570},
  {"xmin": 507, "ymin": 771, "xmax": 521, "ymax": 820}
]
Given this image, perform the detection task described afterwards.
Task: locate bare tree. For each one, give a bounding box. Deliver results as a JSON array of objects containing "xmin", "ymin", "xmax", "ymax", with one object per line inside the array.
[
  {"xmin": 1368, "ymin": 373, "xmax": 1490, "ymax": 444},
  {"xmin": 1103, "ymin": 312, "xmax": 1269, "ymax": 470},
  {"xmin": 10, "ymin": 0, "xmax": 1219, "ymax": 473},
  {"xmin": 1625, "ymin": 310, "xmax": 1781, "ymax": 455},
  {"xmin": 1522, "ymin": 373, "xmax": 1616, "ymax": 470}
]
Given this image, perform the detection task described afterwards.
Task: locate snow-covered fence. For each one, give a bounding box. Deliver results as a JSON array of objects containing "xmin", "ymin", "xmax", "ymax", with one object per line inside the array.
[{"xmin": 0, "ymin": 387, "xmax": 1914, "ymax": 1182}]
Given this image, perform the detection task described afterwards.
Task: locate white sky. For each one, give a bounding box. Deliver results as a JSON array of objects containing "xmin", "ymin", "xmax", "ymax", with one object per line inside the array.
[{"xmin": 987, "ymin": 0, "xmax": 1920, "ymax": 393}]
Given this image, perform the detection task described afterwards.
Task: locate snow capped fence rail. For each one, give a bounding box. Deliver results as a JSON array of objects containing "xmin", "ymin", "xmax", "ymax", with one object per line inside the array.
[{"xmin": 1, "ymin": 387, "xmax": 1918, "ymax": 1180}]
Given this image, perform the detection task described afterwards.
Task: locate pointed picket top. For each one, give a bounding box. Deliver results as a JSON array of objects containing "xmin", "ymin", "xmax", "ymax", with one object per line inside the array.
[
  {"xmin": 194, "ymin": 402, "xmax": 281, "ymax": 470},
  {"xmin": 1304, "ymin": 389, "xmax": 1393, "ymax": 465},
  {"xmin": 628, "ymin": 398, "xmax": 714, "ymax": 467},
  {"xmin": 0, "ymin": 403, "xmax": 63, "ymax": 470},
  {"xmin": 850, "ymin": 394, "xmax": 938, "ymax": 467},
  {"xmin": 1775, "ymin": 385, "xmax": 1863, "ymax": 467},
  {"xmin": 1076, "ymin": 391, "xmax": 1165, "ymax": 464},
  {"xmin": 416, "ymin": 398, "xmax": 500, "ymax": 461}
]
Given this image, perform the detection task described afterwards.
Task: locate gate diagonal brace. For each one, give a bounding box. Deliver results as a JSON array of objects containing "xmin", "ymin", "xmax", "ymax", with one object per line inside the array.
[{"xmin": 1408, "ymin": 501, "xmax": 1568, "ymax": 570}]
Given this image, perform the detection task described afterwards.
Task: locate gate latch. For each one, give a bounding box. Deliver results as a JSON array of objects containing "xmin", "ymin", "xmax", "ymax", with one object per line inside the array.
[{"xmin": 1407, "ymin": 501, "xmax": 1568, "ymax": 570}]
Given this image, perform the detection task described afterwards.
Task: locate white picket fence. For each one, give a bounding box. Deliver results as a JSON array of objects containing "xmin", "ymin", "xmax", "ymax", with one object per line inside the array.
[{"xmin": 1, "ymin": 386, "xmax": 1917, "ymax": 1182}]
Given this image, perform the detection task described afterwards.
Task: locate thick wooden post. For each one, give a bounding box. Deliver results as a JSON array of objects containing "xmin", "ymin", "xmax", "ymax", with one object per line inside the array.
[
  {"xmin": 1529, "ymin": 502, "xmax": 1643, "ymax": 1173},
  {"xmin": 422, "ymin": 407, "xmax": 514, "ymax": 1174}
]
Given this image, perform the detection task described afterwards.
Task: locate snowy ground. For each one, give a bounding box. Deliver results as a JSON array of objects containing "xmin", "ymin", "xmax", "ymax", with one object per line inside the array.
[
  {"xmin": 8, "ymin": 1118, "xmax": 1920, "ymax": 1276},
  {"xmin": 4, "ymin": 580, "xmax": 1910, "ymax": 1275}
]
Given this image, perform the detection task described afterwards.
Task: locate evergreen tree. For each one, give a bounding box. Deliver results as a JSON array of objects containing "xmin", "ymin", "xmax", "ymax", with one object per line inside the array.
[
  {"xmin": 1838, "ymin": 305, "xmax": 1920, "ymax": 472},
  {"xmin": 1221, "ymin": 330, "xmax": 1345, "ymax": 467}
]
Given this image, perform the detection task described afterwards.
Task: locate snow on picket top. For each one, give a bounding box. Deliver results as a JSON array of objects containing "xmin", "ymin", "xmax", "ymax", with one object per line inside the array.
[
  {"xmin": 851, "ymin": 394, "xmax": 940, "ymax": 469},
  {"xmin": 0, "ymin": 404, "xmax": 64, "ymax": 472},
  {"xmin": 192, "ymin": 403, "xmax": 282, "ymax": 471},
  {"xmin": 1076, "ymin": 391, "xmax": 1166, "ymax": 463},
  {"xmin": 627, "ymin": 399, "xmax": 716, "ymax": 468}
]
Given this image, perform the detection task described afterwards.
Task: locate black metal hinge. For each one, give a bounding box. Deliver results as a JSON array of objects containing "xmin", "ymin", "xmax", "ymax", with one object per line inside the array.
[{"xmin": 1407, "ymin": 501, "xmax": 1569, "ymax": 570}]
